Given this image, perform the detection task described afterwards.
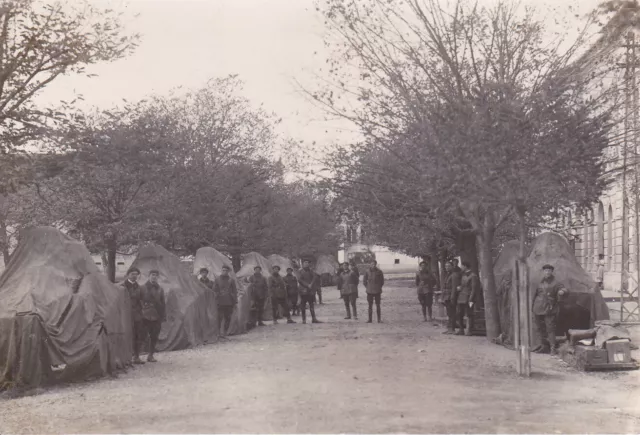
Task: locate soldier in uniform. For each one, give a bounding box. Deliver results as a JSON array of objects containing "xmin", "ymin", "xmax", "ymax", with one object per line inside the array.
[
  {"xmin": 342, "ymin": 262, "xmax": 360, "ymax": 320},
  {"xmin": 122, "ymin": 267, "xmax": 145, "ymax": 364},
  {"xmin": 364, "ymin": 260, "xmax": 384, "ymax": 323},
  {"xmin": 532, "ymin": 264, "xmax": 567, "ymax": 355},
  {"xmin": 284, "ymin": 267, "xmax": 299, "ymax": 316},
  {"xmin": 139, "ymin": 270, "xmax": 166, "ymax": 363},
  {"xmin": 298, "ymin": 260, "xmax": 322, "ymax": 324},
  {"xmin": 457, "ymin": 261, "xmax": 480, "ymax": 336},
  {"xmin": 441, "ymin": 261, "xmax": 461, "ymax": 334},
  {"xmin": 268, "ymin": 265, "xmax": 296, "ymax": 324},
  {"xmin": 213, "ymin": 265, "xmax": 237, "ymax": 337},
  {"xmin": 249, "ymin": 266, "xmax": 268, "ymax": 326},
  {"xmin": 415, "ymin": 261, "xmax": 437, "ymax": 322},
  {"xmin": 198, "ymin": 267, "xmax": 214, "ymax": 290}
]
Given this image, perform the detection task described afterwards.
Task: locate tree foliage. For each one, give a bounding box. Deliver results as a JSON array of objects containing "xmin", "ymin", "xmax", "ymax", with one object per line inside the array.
[{"xmin": 311, "ymin": 0, "xmax": 617, "ymax": 339}]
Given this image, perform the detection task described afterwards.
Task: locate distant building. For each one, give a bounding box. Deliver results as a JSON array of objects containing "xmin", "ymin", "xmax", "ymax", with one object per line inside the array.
[
  {"xmin": 91, "ymin": 253, "xmax": 136, "ymax": 281},
  {"xmin": 338, "ymin": 222, "xmax": 419, "ymax": 273}
]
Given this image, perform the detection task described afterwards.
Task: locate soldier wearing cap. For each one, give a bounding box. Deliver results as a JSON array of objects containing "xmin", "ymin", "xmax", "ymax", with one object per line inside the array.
[
  {"xmin": 249, "ymin": 265, "xmax": 269, "ymax": 326},
  {"xmin": 198, "ymin": 267, "xmax": 214, "ymax": 290},
  {"xmin": 140, "ymin": 269, "xmax": 166, "ymax": 362},
  {"xmin": 213, "ymin": 265, "xmax": 237, "ymax": 337},
  {"xmin": 283, "ymin": 267, "xmax": 299, "ymax": 316},
  {"xmin": 532, "ymin": 264, "xmax": 567, "ymax": 355},
  {"xmin": 268, "ymin": 265, "xmax": 296, "ymax": 324}
]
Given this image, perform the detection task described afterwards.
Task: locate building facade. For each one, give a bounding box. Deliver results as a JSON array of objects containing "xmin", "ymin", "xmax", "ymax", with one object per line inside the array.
[{"xmin": 338, "ymin": 222, "xmax": 420, "ymax": 274}]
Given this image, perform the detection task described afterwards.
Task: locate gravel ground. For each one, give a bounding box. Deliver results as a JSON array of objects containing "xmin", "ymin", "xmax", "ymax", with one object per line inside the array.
[{"xmin": 1, "ymin": 283, "xmax": 639, "ymax": 434}]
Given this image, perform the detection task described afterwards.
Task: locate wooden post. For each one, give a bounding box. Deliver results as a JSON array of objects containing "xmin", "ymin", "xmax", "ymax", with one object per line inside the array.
[
  {"xmin": 514, "ymin": 259, "xmax": 531, "ymax": 377},
  {"xmin": 513, "ymin": 260, "xmax": 522, "ymax": 374},
  {"xmin": 518, "ymin": 259, "xmax": 531, "ymax": 377}
]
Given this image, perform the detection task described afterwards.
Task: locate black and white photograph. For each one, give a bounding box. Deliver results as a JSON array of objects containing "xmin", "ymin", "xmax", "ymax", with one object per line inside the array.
[{"xmin": 0, "ymin": 0, "xmax": 639, "ymax": 433}]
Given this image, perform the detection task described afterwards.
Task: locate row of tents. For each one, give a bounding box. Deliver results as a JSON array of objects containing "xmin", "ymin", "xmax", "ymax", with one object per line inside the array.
[{"xmin": 0, "ymin": 227, "xmax": 340, "ymax": 390}]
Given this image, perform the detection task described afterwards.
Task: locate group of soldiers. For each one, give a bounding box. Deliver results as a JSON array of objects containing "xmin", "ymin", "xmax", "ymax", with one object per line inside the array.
[{"xmin": 120, "ymin": 256, "xmax": 568, "ymax": 364}]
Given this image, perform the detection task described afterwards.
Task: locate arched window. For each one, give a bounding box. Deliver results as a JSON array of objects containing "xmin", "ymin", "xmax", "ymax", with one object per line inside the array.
[
  {"xmin": 583, "ymin": 213, "xmax": 590, "ymax": 269},
  {"xmin": 608, "ymin": 204, "xmax": 613, "ymax": 271},
  {"xmin": 597, "ymin": 202, "xmax": 605, "ymax": 257}
]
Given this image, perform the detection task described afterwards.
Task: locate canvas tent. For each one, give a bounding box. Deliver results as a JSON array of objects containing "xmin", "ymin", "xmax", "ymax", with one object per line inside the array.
[
  {"xmin": 237, "ymin": 252, "xmax": 274, "ymax": 323},
  {"xmin": 267, "ymin": 254, "xmax": 294, "ymax": 272},
  {"xmin": 129, "ymin": 244, "xmax": 218, "ymax": 351},
  {"xmin": 315, "ymin": 254, "xmax": 339, "ymax": 286},
  {"xmin": 0, "ymin": 227, "xmax": 132, "ymax": 389},
  {"xmin": 494, "ymin": 233, "xmax": 609, "ymax": 346},
  {"xmin": 193, "ymin": 247, "xmax": 251, "ymax": 335}
]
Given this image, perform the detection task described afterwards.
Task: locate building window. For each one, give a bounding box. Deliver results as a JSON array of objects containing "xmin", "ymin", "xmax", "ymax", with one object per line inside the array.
[
  {"xmin": 117, "ymin": 262, "xmax": 125, "ymax": 266},
  {"xmin": 346, "ymin": 227, "xmax": 352, "ymax": 243},
  {"xmin": 394, "ymin": 259, "xmax": 400, "ymax": 264},
  {"xmin": 608, "ymin": 204, "xmax": 613, "ymax": 271},
  {"xmin": 95, "ymin": 262, "xmax": 101, "ymax": 266}
]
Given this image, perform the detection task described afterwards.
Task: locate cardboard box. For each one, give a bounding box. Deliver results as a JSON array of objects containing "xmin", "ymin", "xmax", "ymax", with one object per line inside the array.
[
  {"xmin": 575, "ymin": 345, "xmax": 609, "ymax": 365},
  {"xmin": 605, "ymin": 339, "xmax": 631, "ymax": 364}
]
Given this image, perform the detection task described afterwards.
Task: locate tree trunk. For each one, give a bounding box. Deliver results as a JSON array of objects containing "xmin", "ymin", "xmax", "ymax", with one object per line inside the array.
[
  {"xmin": 0, "ymin": 216, "xmax": 10, "ymax": 265},
  {"xmin": 231, "ymin": 251, "xmax": 242, "ymax": 273},
  {"xmin": 106, "ymin": 237, "xmax": 117, "ymax": 283},
  {"xmin": 517, "ymin": 206, "xmax": 528, "ymax": 261},
  {"xmin": 429, "ymin": 245, "xmax": 440, "ymax": 288},
  {"xmin": 439, "ymin": 247, "xmax": 448, "ymax": 289},
  {"xmin": 457, "ymin": 231, "xmax": 479, "ymax": 275},
  {"xmin": 476, "ymin": 213, "xmax": 501, "ymax": 341}
]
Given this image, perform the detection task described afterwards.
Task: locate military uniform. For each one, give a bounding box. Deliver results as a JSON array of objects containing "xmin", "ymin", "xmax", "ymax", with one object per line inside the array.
[
  {"xmin": 283, "ymin": 273, "xmax": 299, "ymax": 315},
  {"xmin": 268, "ymin": 272, "xmax": 294, "ymax": 323},
  {"xmin": 416, "ymin": 269, "xmax": 437, "ymax": 318},
  {"xmin": 121, "ymin": 279, "xmax": 144, "ymax": 362},
  {"xmin": 457, "ymin": 269, "xmax": 480, "ymax": 335},
  {"xmin": 199, "ymin": 276, "xmax": 214, "ymax": 290},
  {"xmin": 442, "ymin": 269, "xmax": 461, "ymax": 332},
  {"xmin": 342, "ymin": 269, "xmax": 359, "ymax": 320},
  {"xmin": 213, "ymin": 275, "xmax": 238, "ymax": 335},
  {"xmin": 364, "ymin": 266, "xmax": 384, "ymax": 322},
  {"xmin": 140, "ymin": 281, "xmax": 166, "ymax": 361},
  {"xmin": 298, "ymin": 267, "xmax": 320, "ymax": 323},
  {"xmin": 249, "ymin": 272, "xmax": 268, "ymax": 325},
  {"xmin": 532, "ymin": 274, "xmax": 566, "ymax": 353}
]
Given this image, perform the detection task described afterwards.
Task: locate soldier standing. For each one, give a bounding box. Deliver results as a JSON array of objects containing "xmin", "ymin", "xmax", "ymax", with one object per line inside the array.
[
  {"xmin": 213, "ymin": 265, "xmax": 238, "ymax": 337},
  {"xmin": 457, "ymin": 261, "xmax": 480, "ymax": 336},
  {"xmin": 198, "ymin": 267, "xmax": 214, "ymax": 290},
  {"xmin": 441, "ymin": 261, "xmax": 461, "ymax": 334},
  {"xmin": 122, "ymin": 267, "xmax": 145, "ymax": 364},
  {"xmin": 342, "ymin": 262, "xmax": 359, "ymax": 320},
  {"xmin": 268, "ymin": 265, "xmax": 296, "ymax": 324},
  {"xmin": 283, "ymin": 267, "xmax": 299, "ymax": 316},
  {"xmin": 415, "ymin": 261, "xmax": 437, "ymax": 322},
  {"xmin": 298, "ymin": 260, "xmax": 321, "ymax": 324},
  {"xmin": 532, "ymin": 264, "xmax": 567, "ymax": 355},
  {"xmin": 140, "ymin": 270, "xmax": 166, "ymax": 363},
  {"xmin": 249, "ymin": 266, "xmax": 268, "ymax": 326},
  {"xmin": 364, "ymin": 260, "xmax": 384, "ymax": 323}
]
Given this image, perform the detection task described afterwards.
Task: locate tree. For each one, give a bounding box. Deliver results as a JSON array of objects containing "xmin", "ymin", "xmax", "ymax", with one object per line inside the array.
[
  {"xmin": 311, "ymin": 0, "xmax": 617, "ymax": 340},
  {"xmin": 34, "ymin": 103, "xmax": 173, "ymax": 282},
  {"xmin": 0, "ymin": 0, "xmax": 137, "ymax": 155}
]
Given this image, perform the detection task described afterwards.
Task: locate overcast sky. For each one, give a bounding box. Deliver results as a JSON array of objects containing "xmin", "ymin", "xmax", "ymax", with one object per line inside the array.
[{"xmin": 36, "ymin": 0, "xmax": 603, "ymax": 154}]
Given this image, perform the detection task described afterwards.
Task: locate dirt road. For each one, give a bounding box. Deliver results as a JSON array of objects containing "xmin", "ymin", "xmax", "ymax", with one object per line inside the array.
[{"xmin": 1, "ymin": 283, "xmax": 639, "ymax": 434}]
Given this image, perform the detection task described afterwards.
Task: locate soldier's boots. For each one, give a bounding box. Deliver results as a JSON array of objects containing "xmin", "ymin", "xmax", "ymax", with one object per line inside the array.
[
  {"xmin": 287, "ymin": 318, "xmax": 296, "ymax": 324},
  {"xmin": 147, "ymin": 354, "xmax": 157, "ymax": 363},
  {"xmin": 133, "ymin": 355, "xmax": 145, "ymax": 365}
]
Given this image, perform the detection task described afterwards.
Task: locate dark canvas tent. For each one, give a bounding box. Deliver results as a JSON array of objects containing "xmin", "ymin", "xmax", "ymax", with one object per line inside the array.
[
  {"xmin": 0, "ymin": 227, "xmax": 132, "ymax": 389},
  {"xmin": 129, "ymin": 244, "xmax": 218, "ymax": 351},
  {"xmin": 494, "ymin": 233, "xmax": 609, "ymax": 346},
  {"xmin": 315, "ymin": 254, "xmax": 339, "ymax": 286},
  {"xmin": 237, "ymin": 252, "xmax": 274, "ymax": 322},
  {"xmin": 193, "ymin": 247, "xmax": 251, "ymax": 335}
]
